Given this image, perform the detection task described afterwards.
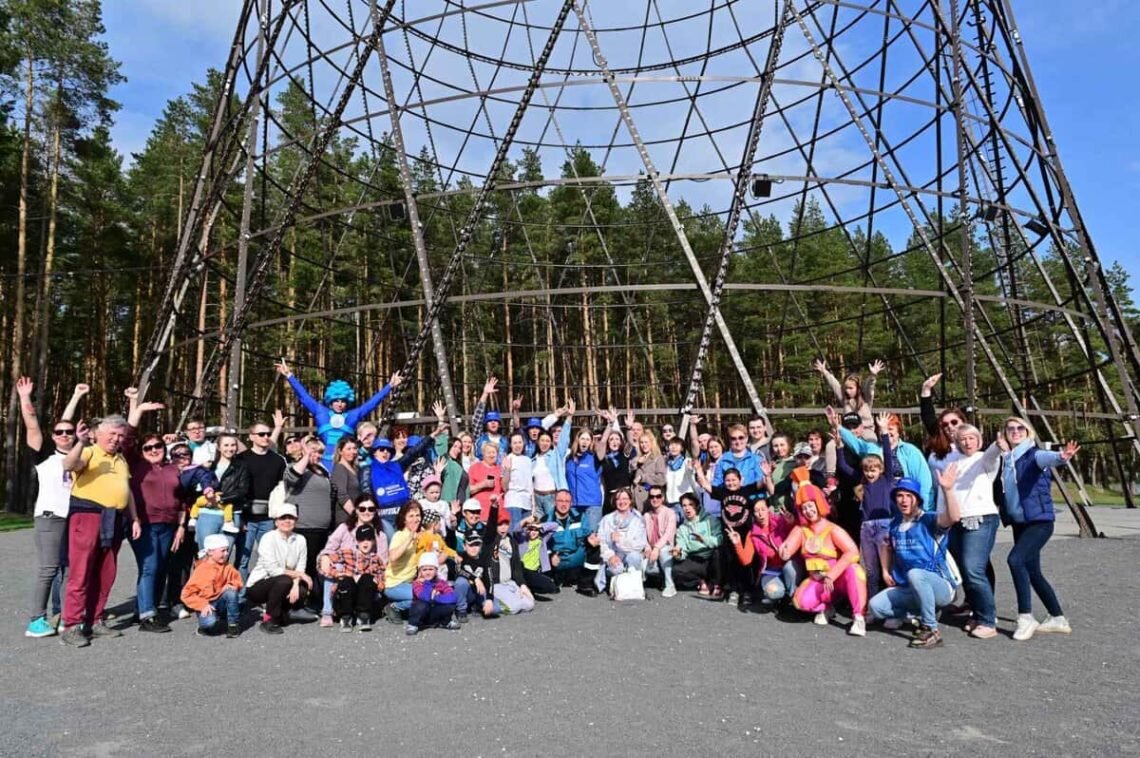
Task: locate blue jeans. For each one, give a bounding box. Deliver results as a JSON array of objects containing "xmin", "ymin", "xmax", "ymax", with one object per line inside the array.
[
  {"xmin": 130, "ymin": 523, "xmax": 176, "ymax": 620},
  {"xmin": 454, "ymin": 577, "xmax": 472, "ymax": 614},
  {"xmin": 507, "ymin": 507, "xmax": 528, "ymax": 531},
  {"xmin": 378, "ymin": 516, "xmax": 397, "ymax": 542},
  {"xmin": 1008, "ymin": 520, "xmax": 1063, "ymax": 617},
  {"xmin": 384, "ymin": 582, "xmax": 414, "ymax": 611},
  {"xmin": 860, "ymin": 518, "xmax": 892, "ymax": 597},
  {"xmin": 238, "ymin": 519, "xmax": 274, "ymax": 582},
  {"xmin": 583, "ymin": 506, "xmax": 602, "ymax": 534},
  {"xmin": 198, "ymin": 587, "xmax": 241, "ymax": 630},
  {"xmin": 759, "ymin": 562, "xmax": 800, "ymax": 602},
  {"xmin": 949, "ymin": 514, "xmax": 999, "ymax": 627},
  {"xmin": 194, "ymin": 509, "xmax": 231, "ymax": 551},
  {"xmin": 534, "ymin": 494, "xmax": 555, "ymax": 522},
  {"xmin": 644, "ymin": 548, "xmax": 675, "ymax": 588},
  {"xmin": 869, "ymin": 568, "xmax": 955, "ymax": 629}
]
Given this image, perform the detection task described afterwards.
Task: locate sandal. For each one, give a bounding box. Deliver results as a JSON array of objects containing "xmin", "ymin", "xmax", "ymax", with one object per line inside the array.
[
  {"xmin": 963, "ymin": 617, "xmax": 979, "ymax": 634},
  {"xmin": 697, "ymin": 582, "xmax": 711, "ymax": 597},
  {"xmin": 710, "ymin": 586, "xmax": 724, "ymax": 600}
]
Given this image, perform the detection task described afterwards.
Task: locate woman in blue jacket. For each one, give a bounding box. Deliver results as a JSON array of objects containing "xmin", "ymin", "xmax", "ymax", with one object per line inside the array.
[
  {"xmin": 277, "ymin": 359, "xmax": 402, "ymax": 470},
  {"xmin": 838, "ymin": 413, "xmax": 933, "ymax": 509},
  {"xmin": 998, "ymin": 418, "xmax": 1080, "ymax": 641},
  {"xmin": 363, "ymin": 409, "xmax": 448, "ymax": 540}
]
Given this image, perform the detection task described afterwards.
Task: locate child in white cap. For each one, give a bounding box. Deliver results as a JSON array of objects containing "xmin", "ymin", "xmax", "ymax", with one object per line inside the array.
[
  {"xmin": 180, "ymin": 533, "xmax": 244, "ymax": 638},
  {"xmin": 406, "ymin": 552, "xmax": 460, "ymax": 636}
]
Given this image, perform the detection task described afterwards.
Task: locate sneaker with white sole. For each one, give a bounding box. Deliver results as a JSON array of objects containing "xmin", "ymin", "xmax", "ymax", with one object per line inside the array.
[
  {"xmin": 970, "ymin": 624, "xmax": 998, "ymax": 639},
  {"xmin": 1037, "ymin": 615, "xmax": 1072, "ymax": 635},
  {"xmin": 1013, "ymin": 613, "xmax": 1039, "ymax": 641},
  {"xmin": 848, "ymin": 616, "xmax": 866, "ymax": 637},
  {"xmin": 813, "ymin": 611, "xmax": 829, "ymax": 626},
  {"xmin": 222, "ymin": 522, "xmax": 240, "ymax": 534},
  {"xmin": 661, "ymin": 585, "xmax": 677, "ymax": 598},
  {"xmin": 25, "ymin": 616, "xmax": 57, "ymax": 638}
]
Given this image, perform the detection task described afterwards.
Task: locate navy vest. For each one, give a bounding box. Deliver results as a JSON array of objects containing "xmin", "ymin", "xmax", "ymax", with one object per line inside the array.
[{"xmin": 1014, "ymin": 452, "xmax": 1055, "ymax": 523}]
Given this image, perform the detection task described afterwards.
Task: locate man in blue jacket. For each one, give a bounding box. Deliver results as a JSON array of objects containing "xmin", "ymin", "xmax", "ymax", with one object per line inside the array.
[{"xmin": 545, "ymin": 490, "xmax": 596, "ymax": 592}]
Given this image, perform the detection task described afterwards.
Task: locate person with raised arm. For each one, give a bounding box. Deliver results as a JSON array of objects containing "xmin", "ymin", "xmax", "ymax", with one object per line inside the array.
[
  {"xmin": 276, "ymin": 358, "xmax": 402, "ymax": 470},
  {"xmin": 16, "ymin": 377, "xmax": 87, "ymax": 639},
  {"xmin": 997, "ymin": 419, "xmax": 1080, "ymax": 640},
  {"xmin": 868, "ymin": 467, "xmax": 963, "ymax": 649},
  {"xmin": 813, "ymin": 358, "xmax": 883, "ymax": 441}
]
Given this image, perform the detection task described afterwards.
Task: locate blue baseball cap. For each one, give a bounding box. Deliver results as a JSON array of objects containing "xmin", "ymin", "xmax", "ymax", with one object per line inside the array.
[
  {"xmin": 372, "ymin": 438, "xmax": 395, "ymax": 451},
  {"xmin": 484, "ymin": 410, "xmax": 502, "ymax": 424},
  {"xmin": 526, "ymin": 416, "xmax": 543, "ymax": 430}
]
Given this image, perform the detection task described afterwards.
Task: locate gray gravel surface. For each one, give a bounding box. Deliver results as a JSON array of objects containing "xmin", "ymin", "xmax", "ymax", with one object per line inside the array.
[{"xmin": 0, "ymin": 528, "xmax": 1137, "ymax": 757}]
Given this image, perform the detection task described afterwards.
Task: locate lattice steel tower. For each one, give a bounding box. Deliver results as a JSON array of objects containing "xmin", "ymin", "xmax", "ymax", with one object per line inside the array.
[{"xmin": 138, "ymin": 1, "xmax": 1140, "ymax": 533}]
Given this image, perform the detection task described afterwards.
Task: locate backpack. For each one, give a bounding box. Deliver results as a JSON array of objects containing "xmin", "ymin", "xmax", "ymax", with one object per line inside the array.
[
  {"xmin": 609, "ymin": 568, "xmax": 645, "ymax": 601},
  {"xmin": 266, "ymin": 480, "xmax": 288, "ymax": 518}
]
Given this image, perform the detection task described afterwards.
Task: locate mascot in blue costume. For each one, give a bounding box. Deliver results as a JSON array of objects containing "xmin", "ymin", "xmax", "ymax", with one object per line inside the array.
[{"xmin": 277, "ymin": 359, "xmax": 403, "ymax": 471}]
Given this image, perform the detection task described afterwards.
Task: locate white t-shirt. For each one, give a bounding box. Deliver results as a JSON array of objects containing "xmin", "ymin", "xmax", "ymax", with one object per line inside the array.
[
  {"xmin": 34, "ymin": 451, "xmax": 72, "ymax": 518},
  {"xmin": 532, "ymin": 455, "xmax": 556, "ymax": 493},
  {"xmin": 929, "ymin": 446, "xmax": 1000, "ymax": 519},
  {"xmin": 504, "ymin": 453, "xmax": 534, "ymax": 510}
]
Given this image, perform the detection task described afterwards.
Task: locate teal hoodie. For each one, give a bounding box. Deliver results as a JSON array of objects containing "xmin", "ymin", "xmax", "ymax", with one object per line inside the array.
[{"xmin": 675, "ymin": 512, "xmax": 723, "ymax": 559}]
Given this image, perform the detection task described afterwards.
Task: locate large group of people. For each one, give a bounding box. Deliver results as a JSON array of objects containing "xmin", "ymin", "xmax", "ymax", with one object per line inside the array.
[{"xmin": 16, "ymin": 360, "xmax": 1079, "ymax": 649}]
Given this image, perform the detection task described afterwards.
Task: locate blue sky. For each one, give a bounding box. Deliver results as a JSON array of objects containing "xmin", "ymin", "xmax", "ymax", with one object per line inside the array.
[{"xmin": 101, "ymin": 1, "xmax": 1140, "ymax": 292}]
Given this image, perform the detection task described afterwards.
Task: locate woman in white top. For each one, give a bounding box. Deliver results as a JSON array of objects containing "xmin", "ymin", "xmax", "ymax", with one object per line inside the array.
[
  {"xmin": 501, "ymin": 432, "xmax": 534, "ymax": 531},
  {"xmin": 246, "ymin": 504, "xmax": 313, "ymax": 634},
  {"xmin": 928, "ymin": 423, "xmax": 1001, "ymax": 639}
]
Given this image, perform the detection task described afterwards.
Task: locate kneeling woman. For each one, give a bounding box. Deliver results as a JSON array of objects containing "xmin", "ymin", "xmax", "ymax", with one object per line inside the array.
[
  {"xmin": 728, "ymin": 499, "xmax": 797, "ymax": 608},
  {"xmin": 868, "ymin": 470, "xmax": 961, "ymax": 648},
  {"xmin": 382, "ymin": 503, "xmax": 424, "ymax": 623},
  {"xmin": 779, "ymin": 484, "xmax": 868, "ymax": 636},
  {"xmin": 671, "ymin": 493, "xmax": 724, "ymax": 596}
]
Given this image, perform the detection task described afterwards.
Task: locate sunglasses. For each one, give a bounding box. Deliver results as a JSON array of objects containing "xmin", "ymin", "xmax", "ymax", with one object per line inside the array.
[
  {"xmin": 1006, "ymin": 425, "xmax": 1026, "ymax": 433},
  {"xmin": 171, "ymin": 451, "xmax": 191, "ymax": 459},
  {"xmin": 141, "ymin": 443, "xmax": 165, "ymax": 452},
  {"xmin": 356, "ymin": 506, "xmax": 376, "ymax": 513},
  {"xmin": 940, "ymin": 419, "xmax": 961, "ymax": 428},
  {"xmin": 251, "ymin": 431, "xmax": 271, "ymax": 438},
  {"xmin": 52, "ymin": 428, "xmax": 76, "ymax": 436},
  {"xmin": 662, "ymin": 428, "xmax": 674, "ymax": 433},
  {"xmin": 730, "ymin": 435, "xmax": 746, "ymax": 441}
]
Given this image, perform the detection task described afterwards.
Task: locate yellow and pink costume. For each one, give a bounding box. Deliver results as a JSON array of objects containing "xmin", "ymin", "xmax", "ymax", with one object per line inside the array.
[{"xmin": 791, "ymin": 485, "xmax": 867, "ymax": 615}]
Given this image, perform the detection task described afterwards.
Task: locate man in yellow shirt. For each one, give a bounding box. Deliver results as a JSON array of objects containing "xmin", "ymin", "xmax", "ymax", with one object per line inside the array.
[{"xmin": 60, "ymin": 414, "xmax": 141, "ymax": 647}]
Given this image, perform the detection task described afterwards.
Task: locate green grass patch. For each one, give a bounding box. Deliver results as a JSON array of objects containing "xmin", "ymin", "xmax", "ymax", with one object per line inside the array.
[
  {"xmin": 1055, "ymin": 484, "xmax": 1130, "ymax": 507},
  {"xmin": 0, "ymin": 512, "xmax": 34, "ymax": 532}
]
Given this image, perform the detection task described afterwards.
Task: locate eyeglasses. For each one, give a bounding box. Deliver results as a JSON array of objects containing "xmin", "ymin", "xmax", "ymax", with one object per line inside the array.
[
  {"xmin": 662, "ymin": 427, "xmax": 674, "ymax": 433},
  {"xmin": 186, "ymin": 426, "xmax": 204, "ymax": 432},
  {"xmin": 251, "ymin": 431, "xmax": 271, "ymax": 438},
  {"xmin": 730, "ymin": 435, "xmax": 746, "ymax": 441},
  {"xmin": 52, "ymin": 428, "xmax": 76, "ymax": 436},
  {"xmin": 1006, "ymin": 425, "xmax": 1027, "ymax": 433},
  {"xmin": 171, "ymin": 451, "xmax": 191, "ymax": 459},
  {"xmin": 141, "ymin": 444, "xmax": 165, "ymax": 452},
  {"xmin": 356, "ymin": 506, "xmax": 376, "ymax": 513}
]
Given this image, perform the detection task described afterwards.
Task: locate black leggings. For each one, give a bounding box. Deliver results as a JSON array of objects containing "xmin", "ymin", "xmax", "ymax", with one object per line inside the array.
[
  {"xmin": 334, "ymin": 575, "xmax": 379, "ymax": 618},
  {"xmin": 246, "ymin": 575, "xmax": 310, "ymax": 622},
  {"xmin": 522, "ymin": 569, "xmax": 560, "ymax": 595},
  {"xmin": 672, "ymin": 553, "xmax": 720, "ymax": 590}
]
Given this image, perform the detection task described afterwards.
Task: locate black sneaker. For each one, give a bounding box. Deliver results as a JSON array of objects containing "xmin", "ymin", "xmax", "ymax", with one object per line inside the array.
[
  {"xmin": 259, "ymin": 620, "xmax": 284, "ymax": 635},
  {"xmin": 356, "ymin": 615, "xmax": 372, "ymax": 632},
  {"xmin": 909, "ymin": 626, "xmax": 943, "ymax": 649},
  {"xmin": 384, "ymin": 605, "xmax": 403, "ymax": 625},
  {"xmin": 139, "ymin": 617, "xmax": 172, "ymax": 633},
  {"xmin": 226, "ymin": 624, "xmax": 241, "ymax": 639},
  {"xmin": 59, "ymin": 625, "xmax": 91, "ymax": 648},
  {"xmin": 89, "ymin": 621, "xmax": 123, "ymax": 638},
  {"xmin": 287, "ymin": 608, "xmax": 318, "ymax": 624},
  {"xmin": 456, "ymin": 612, "xmax": 469, "ymax": 624}
]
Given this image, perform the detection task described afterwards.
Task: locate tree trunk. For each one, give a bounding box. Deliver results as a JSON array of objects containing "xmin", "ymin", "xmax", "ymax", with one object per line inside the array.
[
  {"xmin": 4, "ymin": 54, "xmax": 35, "ymax": 510},
  {"xmin": 33, "ymin": 119, "xmax": 63, "ymax": 404},
  {"xmin": 601, "ymin": 305, "xmax": 612, "ymax": 408}
]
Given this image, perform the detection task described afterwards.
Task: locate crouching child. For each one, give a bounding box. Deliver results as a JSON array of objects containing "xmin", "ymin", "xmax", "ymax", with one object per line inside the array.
[
  {"xmin": 407, "ymin": 553, "xmax": 460, "ymax": 636},
  {"xmin": 180, "ymin": 533, "xmax": 244, "ymax": 638},
  {"xmin": 329, "ymin": 525, "xmax": 386, "ymax": 632}
]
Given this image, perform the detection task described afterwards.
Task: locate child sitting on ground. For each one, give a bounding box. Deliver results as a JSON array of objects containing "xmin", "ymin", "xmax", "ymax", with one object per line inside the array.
[
  {"xmin": 513, "ymin": 515, "xmax": 559, "ymax": 595},
  {"xmin": 407, "ymin": 553, "xmax": 460, "ymax": 635},
  {"xmin": 180, "ymin": 533, "xmax": 244, "ymax": 638},
  {"xmin": 327, "ymin": 524, "xmax": 386, "ymax": 632},
  {"xmin": 454, "ymin": 532, "xmax": 495, "ymax": 620}
]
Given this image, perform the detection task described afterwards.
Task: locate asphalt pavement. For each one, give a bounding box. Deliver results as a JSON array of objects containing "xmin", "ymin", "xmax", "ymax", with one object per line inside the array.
[{"xmin": 0, "ymin": 517, "xmax": 1138, "ymax": 757}]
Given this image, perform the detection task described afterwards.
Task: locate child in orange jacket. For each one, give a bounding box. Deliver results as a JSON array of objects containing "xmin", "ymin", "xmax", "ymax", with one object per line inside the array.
[{"xmin": 180, "ymin": 533, "xmax": 244, "ymax": 638}]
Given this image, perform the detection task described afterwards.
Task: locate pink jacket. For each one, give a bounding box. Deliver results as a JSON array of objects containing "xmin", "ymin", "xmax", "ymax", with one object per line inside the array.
[
  {"xmin": 644, "ymin": 505, "xmax": 677, "ymax": 549},
  {"xmin": 750, "ymin": 512, "xmax": 795, "ymax": 571}
]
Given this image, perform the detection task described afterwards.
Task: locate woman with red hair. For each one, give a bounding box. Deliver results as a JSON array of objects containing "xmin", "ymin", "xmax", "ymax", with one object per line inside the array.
[{"xmin": 778, "ymin": 483, "xmax": 868, "ymax": 636}]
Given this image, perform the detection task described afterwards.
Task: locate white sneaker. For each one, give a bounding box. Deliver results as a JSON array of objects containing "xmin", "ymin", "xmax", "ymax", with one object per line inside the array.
[
  {"xmin": 848, "ymin": 616, "xmax": 866, "ymax": 637},
  {"xmin": 187, "ymin": 517, "xmax": 197, "ymax": 528},
  {"xmin": 883, "ymin": 617, "xmax": 904, "ymax": 631},
  {"xmin": 662, "ymin": 585, "xmax": 677, "ymax": 598},
  {"xmin": 1037, "ymin": 615, "xmax": 1072, "ymax": 635},
  {"xmin": 222, "ymin": 522, "xmax": 239, "ymax": 534},
  {"xmin": 1013, "ymin": 613, "xmax": 1039, "ymax": 641},
  {"xmin": 813, "ymin": 611, "xmax": 829, "ymax": 626},
  {"xmin": 176, "ymin": 605, "xmax": 191, "ymax": 620}
]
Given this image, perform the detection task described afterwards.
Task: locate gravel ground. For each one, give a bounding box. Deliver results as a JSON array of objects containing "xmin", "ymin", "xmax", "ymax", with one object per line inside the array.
[{"xmin": 0, "ymin": 528, "xmax": 1137, "ymax": 757}]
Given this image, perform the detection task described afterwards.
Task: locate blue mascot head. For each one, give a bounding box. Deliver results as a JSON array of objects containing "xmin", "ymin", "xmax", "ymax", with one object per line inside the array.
[{"xmin": 323, "ymin": 379, "xmax": 355, "ymax": 406}]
